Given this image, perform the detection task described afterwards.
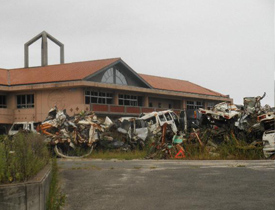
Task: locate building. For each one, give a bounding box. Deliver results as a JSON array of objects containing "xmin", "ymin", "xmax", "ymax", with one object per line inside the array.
[{"xmin": 0, "ymin": 32, "xmax": 232, "ymax": 134}]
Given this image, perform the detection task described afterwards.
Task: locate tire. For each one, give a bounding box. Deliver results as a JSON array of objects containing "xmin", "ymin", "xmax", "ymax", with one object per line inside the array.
[{"xmin": 54, "ymin": 143, "xmax": 93, "ymax": 158}]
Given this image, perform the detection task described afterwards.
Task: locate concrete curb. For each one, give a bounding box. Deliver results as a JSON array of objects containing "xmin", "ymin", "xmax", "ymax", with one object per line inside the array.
[{"xmin": 0, "ymin": 164, "xmax": 52, "ymax": 210}]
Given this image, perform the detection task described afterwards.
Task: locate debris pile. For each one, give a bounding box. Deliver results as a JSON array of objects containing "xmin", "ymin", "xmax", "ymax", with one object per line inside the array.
[
  {"xmin": 37, "ymin": 107, "xmax": 149, "ymax": 158},
  {"xmin": 146, "ymin": 93, "xmax": 274, "ymax": 159},
  {"xmin": 35, "ymin": 93, "xmax": 274, "ymax": 159}
]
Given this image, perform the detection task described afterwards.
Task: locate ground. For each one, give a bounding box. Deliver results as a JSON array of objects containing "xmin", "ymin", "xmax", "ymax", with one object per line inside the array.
[{"xmin": 58, "ymin": 160, "xmax": 275, "ymax": 210}]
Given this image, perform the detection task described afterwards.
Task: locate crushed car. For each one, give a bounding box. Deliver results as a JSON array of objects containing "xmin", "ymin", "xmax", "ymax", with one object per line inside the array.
[
  {"xmin": 140, "ymin": 110, "xmax": 183, "ymax": 134},
  {"xmin": 258, "ymin": 111, "xmax": 275, "ymax": 159}
]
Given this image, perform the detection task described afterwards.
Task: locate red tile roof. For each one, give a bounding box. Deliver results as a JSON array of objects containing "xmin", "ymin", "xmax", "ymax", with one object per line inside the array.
[
  {"xmin": 0, "ymin": 69, "xmax": 8, "ymax": 85},
  {"xmin": 0, "ymin": 58, "xmax": 227, "ymax": 98},
  {"xmin": 9, "ymin": 58, "xmax": 120, "ymax": 85},
  {"xmin": 139, "ymin": 74, "xmax": 226, "ymax": 97}
]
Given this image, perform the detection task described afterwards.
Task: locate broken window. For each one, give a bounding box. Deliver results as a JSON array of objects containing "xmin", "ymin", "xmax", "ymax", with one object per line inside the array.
[
  {"xmin": 17, "ymin": 94, "xmax": 34, "ymax": 108},
  {"xmin": 187, "ymin": 101, "xmax": 204, "ymax": 110},
  {"xmin": 85, "ymin": 90, "xmax": 113, "ymax": 104},
  {"xmin": 159, "ymin": 114, "xmax": 166, "ymax": 122},
  {"xmin": 0, "ymin": 95, "xmax": 7, "ymax": 108},
  {"xmin": 144, "ymin": 116, "xmax": 157, "ymax": 124},
  {"xmin": 11, "ymin": 124, "xmax": 24, "ymax": 131},
  {"xmin": 119, "ymin": 94, "xmax": 142, "ymax": 106},
  {"xmin": 170, "ymin": 112, "xmax": 178, "ymax": 121},
  {"xmin": 165, "ymin": 112, "xmax": 172, "ymax": 121}
]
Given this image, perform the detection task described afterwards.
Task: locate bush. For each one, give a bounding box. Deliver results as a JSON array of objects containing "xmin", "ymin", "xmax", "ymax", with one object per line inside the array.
[{"xmin": 0, "ymin": 132, "xmax": 50, "ymax": 183}]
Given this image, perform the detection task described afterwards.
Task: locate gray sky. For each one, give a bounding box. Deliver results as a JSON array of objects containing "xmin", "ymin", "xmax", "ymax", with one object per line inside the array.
[{"xmin": 0, "ymin": 0, "xmax": 274, "ymax": 106}]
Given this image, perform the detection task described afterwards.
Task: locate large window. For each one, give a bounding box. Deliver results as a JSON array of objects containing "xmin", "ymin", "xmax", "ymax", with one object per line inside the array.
[
  {"xmin": 187, "ymin": 101, "xmax": 204, "ymax": 110},
  {"xmin": 0, "ymin": 95, "xmax": 7, "ymax": 108},
  {"xmin": 85, "ymin": 90, "xmax": 113, "ymax": 104},
  {"xmin": 119, "ymin": 94, "xmax": 143, "ymax": 106},
  {"xmin": 17, "ymin": 94, "xmax": 34, "ymax": 108},
  {"xmin": 101, "ymin": 68, "xmax": 127, "ymax": 85}
]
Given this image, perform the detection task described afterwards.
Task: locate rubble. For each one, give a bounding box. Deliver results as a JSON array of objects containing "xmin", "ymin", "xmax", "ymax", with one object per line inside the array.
[{"xmin": 33, "ymin": 93, "xmax": 274, "ymax": 159}]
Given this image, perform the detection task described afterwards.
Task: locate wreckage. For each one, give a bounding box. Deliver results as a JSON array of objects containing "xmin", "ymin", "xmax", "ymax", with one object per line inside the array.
[
  {"xmin": 196, "ymin": 93, "xmax": 274, "ymax": 158},
  {"xmin": 10, "ymin": 92, "xmax": 273, "ymax": 159},
  {"xmin": 258, "ymin": 111, "xmax": 275, "ymax": 158},
  {"xmin": 36, "ymin": 107, "xmax": 152, "ymax": 157},
  {"xmin": 37, "ymin": 107, "xmax": 106, "ymax": 158}
]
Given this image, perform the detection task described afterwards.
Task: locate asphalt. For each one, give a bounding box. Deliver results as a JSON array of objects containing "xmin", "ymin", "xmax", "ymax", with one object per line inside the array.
[{"xmin": 58, "ymin": 160, "xmax": 275, "ymax": 210}]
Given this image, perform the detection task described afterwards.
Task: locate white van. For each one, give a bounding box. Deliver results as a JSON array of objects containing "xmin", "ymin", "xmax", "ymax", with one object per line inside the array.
[
  {"xmin": 140, "ymin": 110, "xmax": 180, "ymax": 134},
  {"xmin": 259, "ymin": 112, "xmax": 275, "ymax": 158},
  {"xmin": 8, "ymin": 121, "xmax": 39, "ymax": 136}
]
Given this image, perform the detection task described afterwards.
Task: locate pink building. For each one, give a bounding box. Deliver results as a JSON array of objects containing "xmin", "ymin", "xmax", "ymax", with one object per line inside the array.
[{"xmin": 0, "ymin": 57, "xmax": 231, "ymax": 134}]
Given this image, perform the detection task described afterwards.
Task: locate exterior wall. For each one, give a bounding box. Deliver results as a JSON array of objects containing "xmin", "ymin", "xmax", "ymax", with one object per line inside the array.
[
  {"xmin": 149, "ymin": 97, "xmax": 181, "ymax": 109},
  {"xmin": 4, "ymin": 87, "xmax": 89, "ymax": 123},
  {"xmin": 0, "ymin": 83, "xmax": 230, "ymax": 125}
]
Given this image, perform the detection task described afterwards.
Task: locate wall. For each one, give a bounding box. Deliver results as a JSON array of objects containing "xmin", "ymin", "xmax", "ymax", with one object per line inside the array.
[
  {"xmin": 0, "ymin": 165, "xmax": 51, "ymax": 210},
  {"xmin": 6, "ymin": 87, "xmax": 88, "ymax": 123}
]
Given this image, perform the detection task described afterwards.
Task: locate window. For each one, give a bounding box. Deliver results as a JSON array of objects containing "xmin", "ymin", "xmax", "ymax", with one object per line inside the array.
[
  {"xmin": 119, "ymin": 94, "xmax": 142, "ymax": 106},
  {"xmin": 0, "ymin": 95, "xmax": 7, "ymax": 108},
  {"xmin": 168, "ymin": 104, "xmax": 172, "ymax": 109},
  {"xmin": 165, "ymin": 112, "xmax": 172, "ymax": 121},
  {"xmin": 149, "ymin": 102, "xmax": 153, "ymax": 107},
  {"xmin": 170, "ymin": 112, "xmax": 178, "ymax": 121},
  {"xmin": 101, "ymin": 68, "xmax": 127, "ymax": 85},
  {"xmin": 158, "ymin": 103, "xmax": 161, "ymax": 108},
  {"xmin": 187, "ymin": 101, "xmax": 204, "ymax": 110},
  {"xmin": 17, "ymin": 94, "xmax": 34, "ymax": 108},
  {"xmin": 207, "ymin": 102, "xmax": 215, "ymax": 110},
  {"xmin": 144, "ymin": 116, "xmax": 157, "ymax": 125},
  {"xmin": 158, "ymin": 114, "xmax": 166, "ymax": 122},
  {"xmin": 85, "ymin": 90, "xmax": 113, "ymax": 104},
  {"xmin": 116, "ymin": 70, "xmax": 127, "ymax": 85},
  {"xmin": 101, "ymin": 68, "xmax": 114, "ymax": 83}
]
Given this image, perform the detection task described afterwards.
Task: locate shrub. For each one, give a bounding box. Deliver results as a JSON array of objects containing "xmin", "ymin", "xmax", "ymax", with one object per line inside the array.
[{"xmin": 0, "ymin": 132, "xmax": 50, "ymax": 183}]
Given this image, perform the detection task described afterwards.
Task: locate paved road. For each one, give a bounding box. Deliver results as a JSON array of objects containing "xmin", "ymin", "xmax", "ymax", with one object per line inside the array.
[{"xmin": 58, "ymin": 160, "xmax": 275, "ymax": 210}]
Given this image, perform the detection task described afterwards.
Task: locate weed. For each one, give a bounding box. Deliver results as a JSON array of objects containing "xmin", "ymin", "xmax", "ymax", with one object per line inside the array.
[
  {"xmin": 88, "ymin": 150, "xmax": 147, "ymax": 160},
  {"xmin": 46, "ymin": 158, "xmax": 66, "ymax": 210},
  {"xmin": 0, "ymin": 133, "xmax": 50, "ymax": 183}
]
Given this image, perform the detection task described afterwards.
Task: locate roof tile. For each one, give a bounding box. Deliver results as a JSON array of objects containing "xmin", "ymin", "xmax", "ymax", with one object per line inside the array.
[
  {"xmin": 9, "ymin": 58, "xmax": 120, "ymax": 85},
  {"xmin": 139, "ymin": 74, "xmax": 226, "ymax": 97}
]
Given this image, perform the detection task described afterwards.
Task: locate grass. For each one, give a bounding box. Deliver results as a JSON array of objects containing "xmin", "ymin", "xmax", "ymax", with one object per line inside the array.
[
  {"xmin": 46, "ymin": 158, "xmax": 66, "ymax": 210},
  {"xmin": 88, "ymin": 150, "xmax": 147, "ymax": 160},
  {"xmin": 85, "ymin": 139, "xmax": 264, "ymax": 160}
]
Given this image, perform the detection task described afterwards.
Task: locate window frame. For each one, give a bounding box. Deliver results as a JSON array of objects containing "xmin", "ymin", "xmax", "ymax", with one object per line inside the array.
[
  {"xmin": 118, "ymin": 94, "xmax": 143, "ymax": 107},
  {"xmin": 85, "ymin": 90, "xmax": 113, "ymax": 105},
  {"xmin": 0, "ymin": 95, "xmax": 7, "ymax": 108},
  {"xmin": 17, "ymin": 94, "xmax": 34, "ymax": 109},
  {"xmin": 187, "ymin": 100, "xmax": 204, "ymax": 110}
]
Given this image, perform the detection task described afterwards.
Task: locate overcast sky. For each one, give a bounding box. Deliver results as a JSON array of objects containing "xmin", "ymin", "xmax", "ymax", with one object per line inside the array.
[{"xmin": 0, "ymin": 0, "xmax": 274, "ymax": 106}]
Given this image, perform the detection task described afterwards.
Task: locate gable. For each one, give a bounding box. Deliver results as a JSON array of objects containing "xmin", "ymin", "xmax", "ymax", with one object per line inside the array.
[{"xmin": 85, "ymin": 60, "xmax": 152, "ymax": 88}]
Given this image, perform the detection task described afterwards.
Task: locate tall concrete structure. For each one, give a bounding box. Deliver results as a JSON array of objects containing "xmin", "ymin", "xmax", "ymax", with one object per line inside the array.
[{"xmin": 24, "ymin": 31, "xmax": 64, "ymax": 67}]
